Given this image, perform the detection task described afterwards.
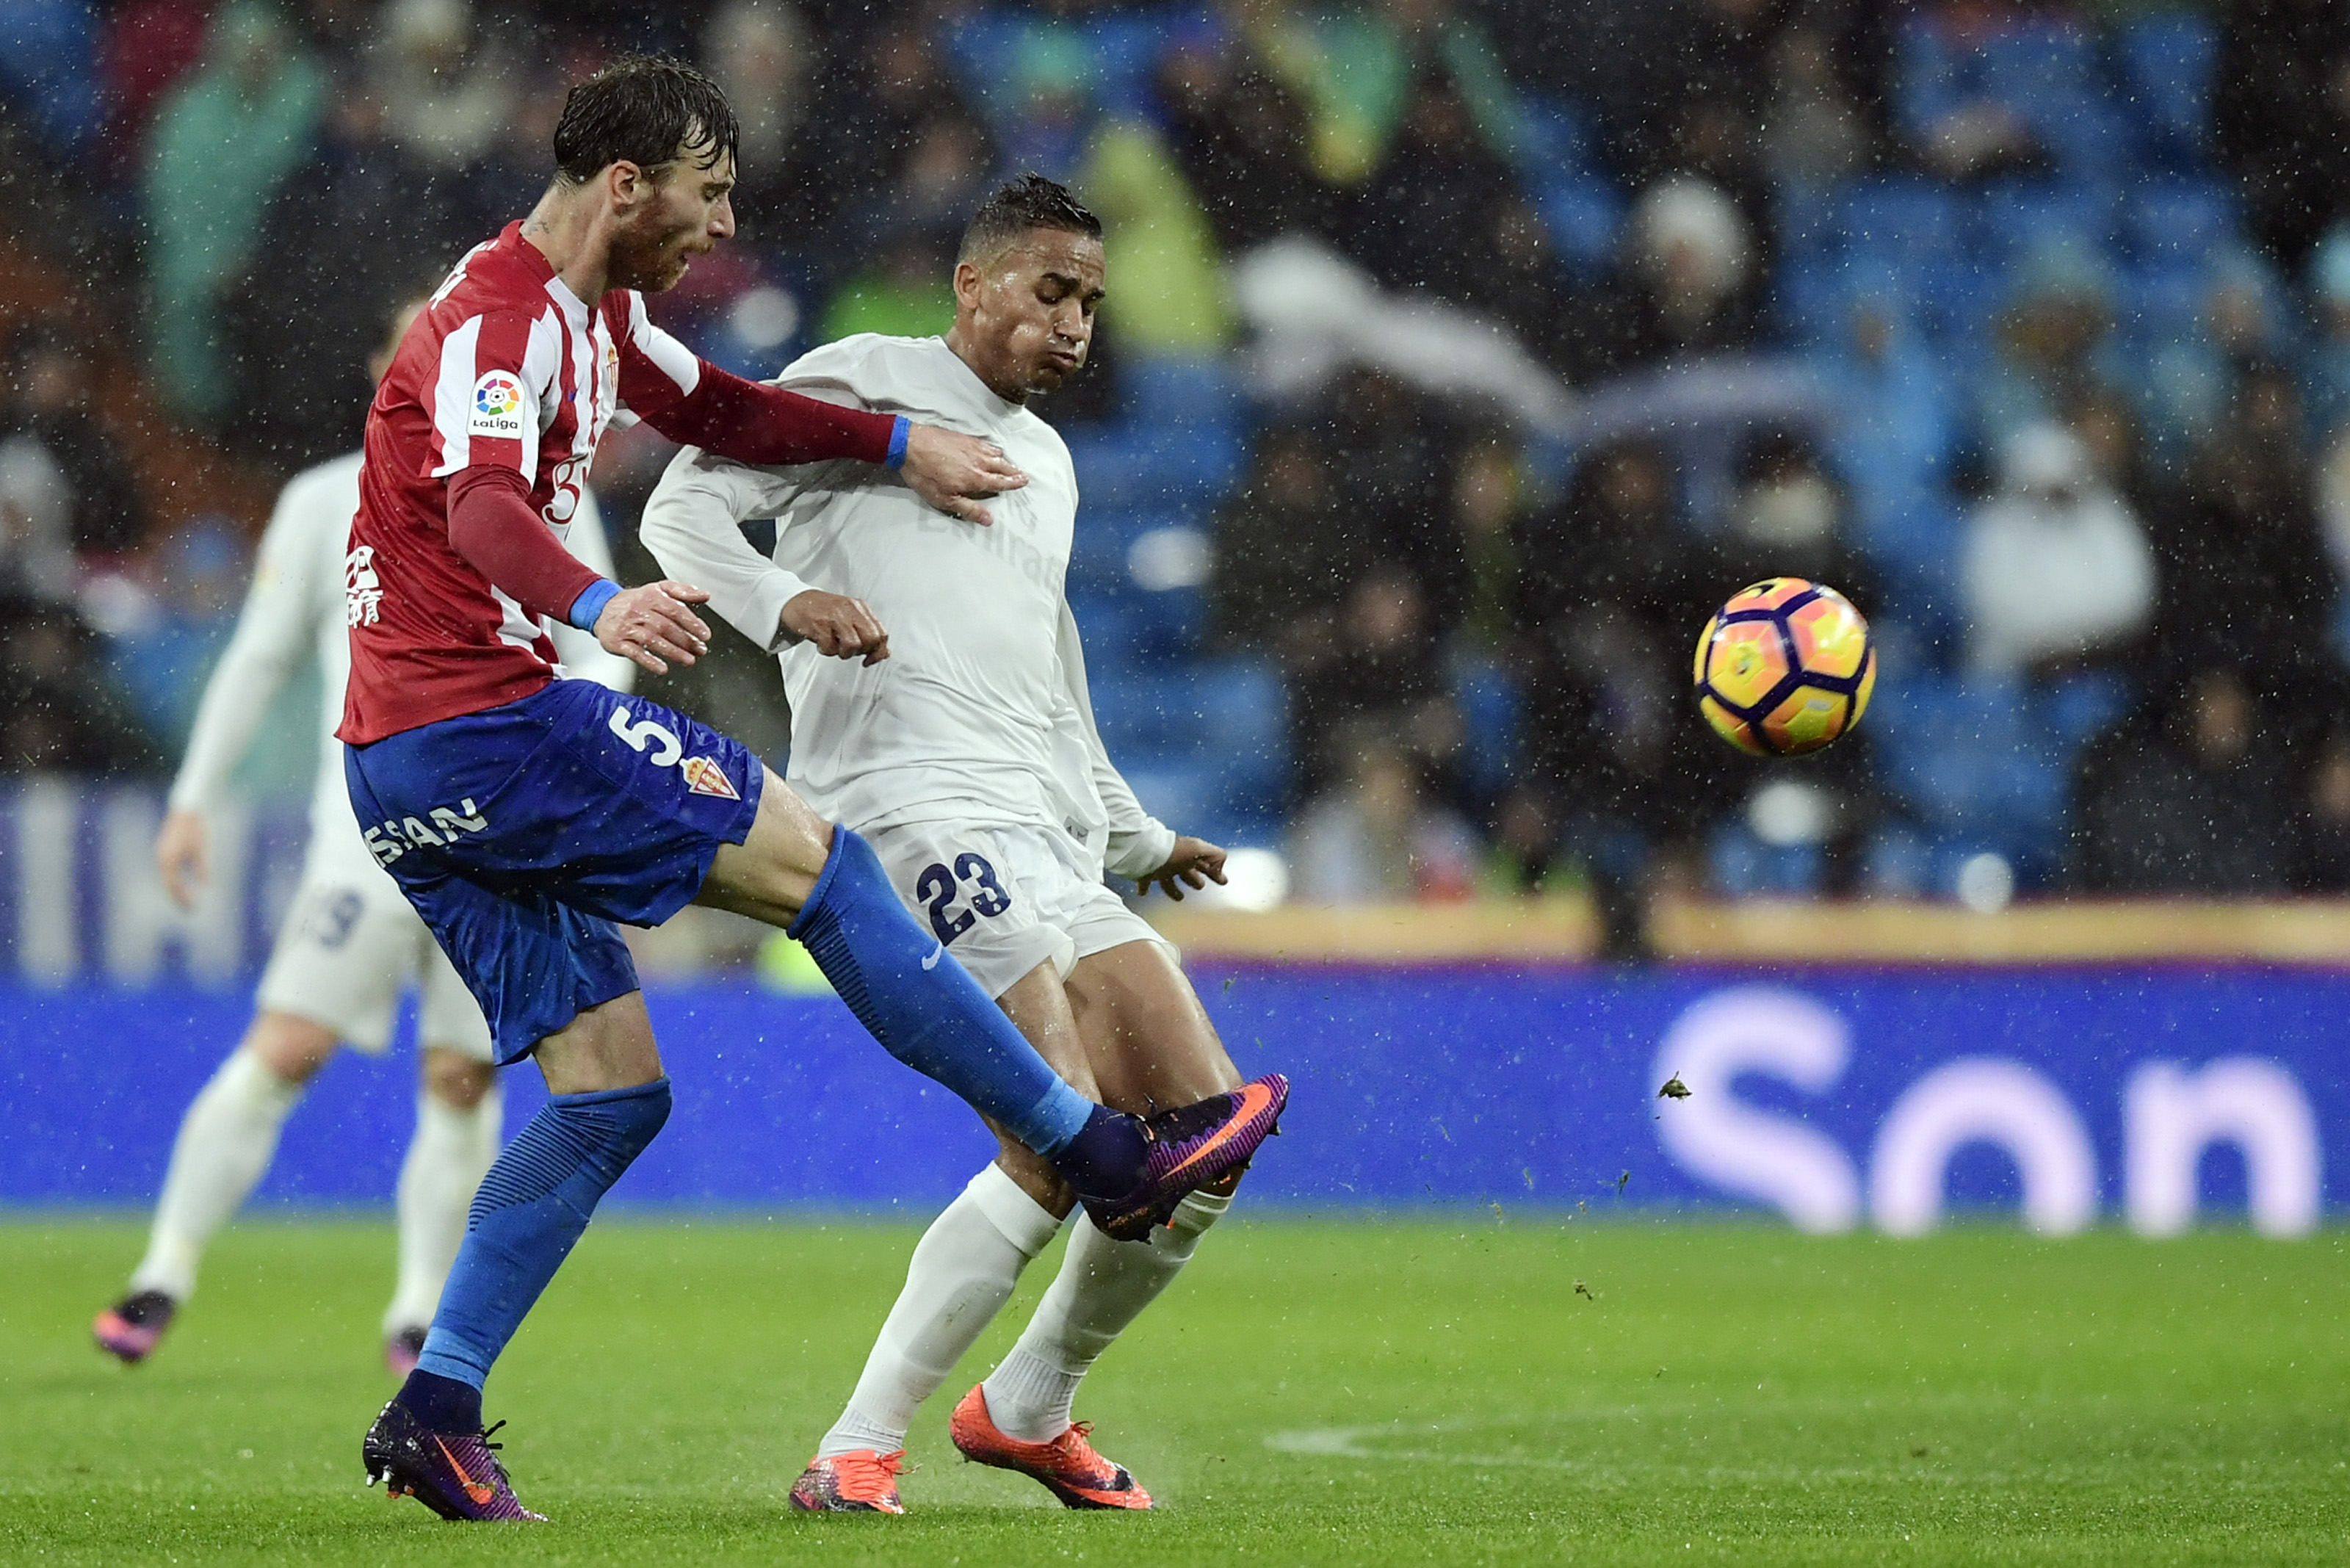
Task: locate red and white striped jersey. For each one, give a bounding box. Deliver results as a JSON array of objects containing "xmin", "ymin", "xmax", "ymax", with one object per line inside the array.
[{"xmin": 338, "ymin": 221, "xmax": 702, "ymax": 743}]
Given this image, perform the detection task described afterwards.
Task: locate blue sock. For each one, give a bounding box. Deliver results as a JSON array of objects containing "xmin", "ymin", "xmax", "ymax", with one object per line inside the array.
[
  {"xmin": 789, "ymin": 827, "xmax": 1099, "ymax": 1157},
  {"xmin": 397, "ymin": 1369, "xmax": 481, "ymax": 1432},
  {"xmin": 413, "ymin": 1078, "xmax": 672, "ymax": 1392}
]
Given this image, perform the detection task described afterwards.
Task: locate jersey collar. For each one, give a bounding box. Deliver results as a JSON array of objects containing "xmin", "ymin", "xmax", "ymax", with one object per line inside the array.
[{"xmin": 500, "ymin": 220, "xmax": 596, "ymax": 325}]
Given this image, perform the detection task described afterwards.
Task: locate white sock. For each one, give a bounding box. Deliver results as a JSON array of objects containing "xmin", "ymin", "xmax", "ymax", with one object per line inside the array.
[
  {"xmin": 818, "ymin": 1164, "xmax": 1063, "ymax": 1459},
  {"xmin": 982, "ymin": 1188, "xmax": 1232, "ymax": 1442},
  {"xmin": 383, "ymin": 1083, "xmax": 504, "ymax": 1334},
  {"xmin": 128, "ymin": 1049, "xmax": 305, "ymax": 1302}
]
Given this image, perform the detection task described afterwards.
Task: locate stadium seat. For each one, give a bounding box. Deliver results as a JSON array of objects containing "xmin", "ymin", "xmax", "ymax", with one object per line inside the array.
[
  {"xmin": 1978, "ymin": 178, "xmax": 2118, "ymax": 270},
  {"xmin": 1449, "ymin": 654, "xmax": 1522, "ymax": 803},
  {"xmin": 1093, "ymin": 657, "xmax": 1287, "ymax": 835},
  {"xmin": 1083, "ymin": 12, "xmax": 1170, "ymax": 120},
  {"xmin": 1868, "ymin": 674, "xmax": 2069, "ymax": 872},
  {"xmin": 2041, "ymin": 668, "xmax": 2133, "ymax": 753},
  {"xmin": 1514, "ymin": 92, "xmax": 1598, "ymax": 183},
  {"xmin": 1708, "ymin": 821, "xmax": 1825, "ymax": 899},
  {"xmin": 2123, "ymin": 179, "xmax": 2237, "ymax": 272},
  {"xmin": 2115, "ymin": 12, "xmax": 2219, "ymax": 164},
  {"xmin": 1833, "ymin": 178, "xmax": 1967, "ymax": 277},
  {"xmin": 2114, "ymin": 263, "xmax": 2208, "ymax": 353},
  {"xmin": 1533, "ymin": 174, "xmax": 1624, "ymax": 281},
  {"xmin": 0, "ymin": 0, "xmax": 101, "ymax": 156},
  {"xmin": 1122, "ymin": 358, "xmax": 1243, "ymax": 433}
]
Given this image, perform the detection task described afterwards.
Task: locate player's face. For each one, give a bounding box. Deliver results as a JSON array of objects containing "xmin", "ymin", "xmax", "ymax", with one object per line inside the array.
[
  {"xmin": 610, "ymin": 145, "xmax": 737, "ymax": 294},
  {"xmin": 958, "ymin": 230, "xmax": 1106, "ymax": 400}
]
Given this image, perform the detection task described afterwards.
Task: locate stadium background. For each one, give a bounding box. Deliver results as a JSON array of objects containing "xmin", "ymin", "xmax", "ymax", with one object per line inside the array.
[{"xmin": 1, "ymin": 0, "xmax": 2346, "ymax": 1235}]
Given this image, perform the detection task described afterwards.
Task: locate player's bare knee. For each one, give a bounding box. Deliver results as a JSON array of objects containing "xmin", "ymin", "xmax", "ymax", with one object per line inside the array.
[
  {"xmin": 532, "ymin": 993, "xmax": 665, "ymax": 1095},
  {"xmin": 244, "ymin": 1011, "xmax": 339, "ymax": 1084},
  {"xmin": 422, "ymin": 1048, "xmax": 496, "ymax": 1110},
  {"xmin": 697, "ymin": 781, "xmax": 833, "ymax": 925}
]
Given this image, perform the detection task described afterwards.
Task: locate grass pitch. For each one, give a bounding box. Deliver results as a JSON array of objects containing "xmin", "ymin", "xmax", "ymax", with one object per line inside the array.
[{"xmin": 1, "ymin": 1215, "xmax": 2343, "ymax": 1566}]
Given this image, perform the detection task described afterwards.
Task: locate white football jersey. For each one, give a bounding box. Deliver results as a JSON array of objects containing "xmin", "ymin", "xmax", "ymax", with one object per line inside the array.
[
  {"xmin": 170, "ymin": 451, "xmax": 632, "ymax": 869},
  {"xmin": 640, "ymin": 333, "xmax": 1174, "ymax": 878}
]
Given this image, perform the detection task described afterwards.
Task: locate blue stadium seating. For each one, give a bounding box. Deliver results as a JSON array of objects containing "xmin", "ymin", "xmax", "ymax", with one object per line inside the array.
[
  {"xmin": 0, "ymin": 0, "xmax": 101, "ymax": 156},
  {"xmin": 1534, "ymin": 175, "xmax": 1625, "ymax": 281},
  {"xmin": 1834, "ymin": 178, "xmax": 1970, "ymax": 276},
  {"xmin": 1449, "ymin": 654, "xmax": 1522, "ymax": 804},
  {"xmin": 1978, "ymin": 178, "xmax": 2119, "ymax": 272},
  {"xmin": 1122, "ymin": 358, "xmax": 1244, "ymax": 433},
  {"xmin": 1091, "ymin": 657, "xmax": 1288, "ymax": 841},
  {"xmin": 2114, "ymin": 11, "xmax": 2219, "ymax": 166},
  {"xmin": 1708, "ymin": 823, "xmax": 1826, "ymax": 899},
  {"xmin": 2122, "ymin": 178, "xmax": 2238, "ymax": 272}
]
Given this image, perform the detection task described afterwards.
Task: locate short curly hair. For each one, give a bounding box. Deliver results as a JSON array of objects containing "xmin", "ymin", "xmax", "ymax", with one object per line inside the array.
[{"xmin": 958, "ymin": 173, "xmax": 1103, "ymax": 264}]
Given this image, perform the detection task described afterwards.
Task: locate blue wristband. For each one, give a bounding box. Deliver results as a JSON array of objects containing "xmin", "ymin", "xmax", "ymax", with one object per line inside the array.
[
  {"xmin": 885, "ymin": 416, "xmax": 911, "ymax": 469},
  {"xmin": 567, "ymin": 577, "xmax": 620, "ymax": 632}
]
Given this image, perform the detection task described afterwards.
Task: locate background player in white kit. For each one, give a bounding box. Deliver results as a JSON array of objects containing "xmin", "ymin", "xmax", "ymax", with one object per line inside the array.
[
  {"xmin": 642, "ymin": 175, "xmax": 1249, "ymax": 1514},
  {"xmin": 93, "ymin": 299, "xmax": 633, "ymax": 1374}
]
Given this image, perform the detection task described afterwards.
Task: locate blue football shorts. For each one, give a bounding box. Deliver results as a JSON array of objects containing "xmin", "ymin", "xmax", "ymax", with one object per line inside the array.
[{"xmin": 344, "ymin": 678, "xmax": 766, "ymax": 1063}]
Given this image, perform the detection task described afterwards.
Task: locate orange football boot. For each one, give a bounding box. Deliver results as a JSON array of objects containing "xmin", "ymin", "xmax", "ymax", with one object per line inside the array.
[
  {"xmin": 948, "ymin": 1384, "xmax": 1152, "ymax": 1510},
  {"xmin": 787, "ymin": 1449, "xmax": 907, "ymax": 1514}
]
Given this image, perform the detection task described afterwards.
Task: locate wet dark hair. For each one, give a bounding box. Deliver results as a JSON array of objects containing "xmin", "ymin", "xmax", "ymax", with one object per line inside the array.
[
  {"xmin": 552, "ymin": 56, "xmax": 739, "ymax": 186},
  {"xmin": 958, "ymin": 173, "xmax": 1102, "ymax": 263}
]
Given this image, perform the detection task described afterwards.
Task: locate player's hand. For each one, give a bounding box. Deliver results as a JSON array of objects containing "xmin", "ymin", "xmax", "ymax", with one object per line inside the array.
[
  {"xmin": 900, "ymin": 424, "xmax": 1026, "ymax": 527},
  {"xmin": 596, "ymin": 580, "xmax": 712, "ymax": 676},
  {"xmin": 155, "ymin": 808, "xmax": 209, "ymax": 910},
  {"xmin": 781, "ymin": 589, "xmax": 891, "ymax": 665},
  {"xmin": 1137, "ymin": 836, "xmax": 1228, "ymax": 902}
]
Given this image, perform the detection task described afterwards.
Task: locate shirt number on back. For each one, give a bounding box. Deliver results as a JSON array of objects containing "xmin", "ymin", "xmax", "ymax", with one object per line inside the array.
[{"xmin": 915, "ymin": 853, "xmax": 1013, "ymax": 946}]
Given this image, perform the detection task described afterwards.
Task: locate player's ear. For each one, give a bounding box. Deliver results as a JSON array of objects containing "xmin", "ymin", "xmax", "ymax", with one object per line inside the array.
[
  {"xmin": 607, "ymin": 159, "xmax": 642, "ymax": 209},
  {"xmin": 952, "ymin": 259, "xmax": 983, "ymax": 313}
]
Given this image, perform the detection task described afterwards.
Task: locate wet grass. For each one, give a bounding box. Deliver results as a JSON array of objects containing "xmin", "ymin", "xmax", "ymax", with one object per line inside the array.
[{"xmin": 2, "ymin": 1215, "xmax": 2345, "ymax": 1565}]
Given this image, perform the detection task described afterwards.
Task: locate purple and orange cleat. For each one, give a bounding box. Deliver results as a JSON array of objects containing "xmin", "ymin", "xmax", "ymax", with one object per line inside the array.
[
  {"xmin": 787, "ymin": 1449, "xmax": 908, "ymax": 1514},
  {"xmin": 93, "ymin": 1290, "xmax": 176, "ymax": 1365},
  {"xmin": 1084, "ymin": 1072, "xmax": 1288, "ymax": 1242},
  {"xmin": 948, "ymin": 1384, "xmax": 1152, "ymax": 1510},
  {"xmin": 385, "ymin": 1327, "xmax": 427, "ymax": 1379},
  {"xmin": 362, "ymin": 1398, "xmax": 544, "ymax": 1522}
]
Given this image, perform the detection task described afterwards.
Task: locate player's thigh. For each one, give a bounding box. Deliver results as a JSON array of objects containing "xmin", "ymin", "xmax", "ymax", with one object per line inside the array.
[
  {"xmin": 861, "ymin": 820, "xmax": 1083, "ymax": 1004},
  {"xmin": 255, "ymin": 872, "xmax": 422, "ymax": 1055},
  {"xmin": 388, "ymin": 856, "xmax": 644, "ymax": 1069},
  {"xmin": 695, "ymin": 768, "xmax": 836, "ymax": 926},
  {"xmin": 1066, "ymin": 939, "xmax": 1241, "ymax": 1112}
]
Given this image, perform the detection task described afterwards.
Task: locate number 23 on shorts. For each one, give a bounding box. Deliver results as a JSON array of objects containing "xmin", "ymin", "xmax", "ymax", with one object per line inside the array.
[{"xmin": 915, "ymin": 853, "xmax": 1012, "ymax": 946}]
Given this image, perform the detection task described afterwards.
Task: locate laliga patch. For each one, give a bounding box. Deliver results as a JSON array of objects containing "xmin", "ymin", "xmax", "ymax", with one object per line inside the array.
[
  {"xmin": 468, "ymin": 370, "xmax": 527, "ymax": 438},
  {"xmin": 681, "ymin": 756, "xmax": 740, "ymax": 800}
]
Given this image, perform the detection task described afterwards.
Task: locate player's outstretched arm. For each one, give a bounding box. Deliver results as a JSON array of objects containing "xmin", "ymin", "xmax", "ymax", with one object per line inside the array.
[
  {"xmin": 592, "ymin": 581, "xmax": 713, "ymax": 676},
  {"xmin": 1135, "ymin": 836, "xmax": 1229, "ymax": 902},
  {"xmin": 898, "ymin": 424, "xmax": 1027, "ymax": 527},
  {"xmin": 632, "ymin": 353, "xmax": 1027, "ymax": 524}
]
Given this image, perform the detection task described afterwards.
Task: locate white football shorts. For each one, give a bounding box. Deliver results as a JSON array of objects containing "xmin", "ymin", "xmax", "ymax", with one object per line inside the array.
[
  {"xmin": 254, "ymin": 831, "xmax": 494, "ymax": 1061},
  {"xmin": 863, "ymin": 818, "xmax": 1174, "ymax": 1001}
]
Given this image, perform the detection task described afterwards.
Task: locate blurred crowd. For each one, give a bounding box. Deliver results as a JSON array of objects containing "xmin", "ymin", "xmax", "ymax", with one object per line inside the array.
[{"xmin": 7, "ymin": 0, "xmax": 2350, "ymax": 933}]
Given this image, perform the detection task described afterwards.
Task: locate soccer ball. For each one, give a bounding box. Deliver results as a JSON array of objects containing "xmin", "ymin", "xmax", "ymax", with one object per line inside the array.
[{"xmin": 1692, "ymin": 579, "xmax": 1876, "ymax": 756}]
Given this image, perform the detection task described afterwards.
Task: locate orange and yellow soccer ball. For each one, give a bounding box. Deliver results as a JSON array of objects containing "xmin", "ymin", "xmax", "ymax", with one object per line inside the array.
[{"xmin": 1692, "ymin": 578, "xmax": 1876, "ymax": 756}]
